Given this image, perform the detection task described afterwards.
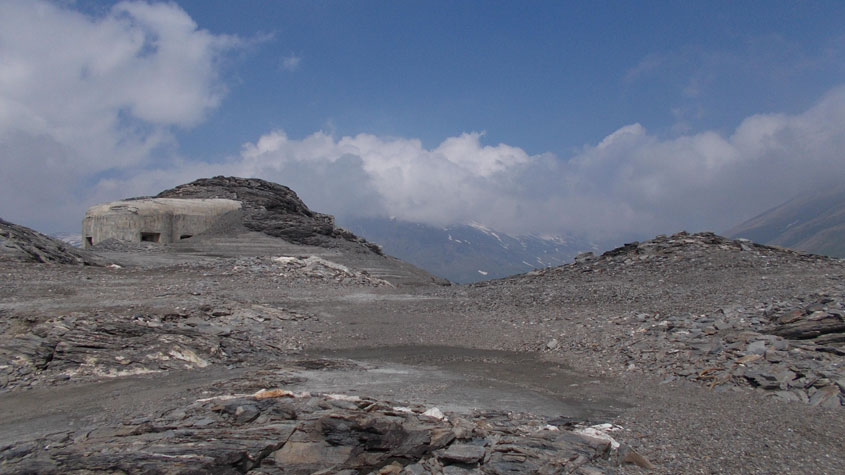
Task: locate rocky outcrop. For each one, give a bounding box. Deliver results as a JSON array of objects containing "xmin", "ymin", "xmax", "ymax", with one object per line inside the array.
[
  {"xmin": 1, "ymin": 293, "xmax": 346, "ymax": 391},
  {"xmin": 0, "ymin": 377, "xmax": 640, "ymax": 474},
  {"xmin": 156, "ymin": 176, "xmax": 382, "ymax": 253},
  {"xmin": 0, "ymin": 218, "xmax": 99, "ymax": 265}
]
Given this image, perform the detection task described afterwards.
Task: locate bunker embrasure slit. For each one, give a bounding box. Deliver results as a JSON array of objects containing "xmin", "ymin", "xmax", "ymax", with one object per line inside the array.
[{"xmin": 140, "ymin": 232, "xmax": 160, "ymax": 243}]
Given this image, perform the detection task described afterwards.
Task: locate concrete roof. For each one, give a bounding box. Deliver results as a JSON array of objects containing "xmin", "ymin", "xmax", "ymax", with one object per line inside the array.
[{"xmin": 85, "ymin": 198, "xmax": 241, "ymax": 217}]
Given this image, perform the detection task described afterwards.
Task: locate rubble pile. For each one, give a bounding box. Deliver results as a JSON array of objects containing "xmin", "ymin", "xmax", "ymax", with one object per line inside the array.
[
  {"xmin": 469, "ymin": 232, "xmax": 845, "ymax": 406},
  {"xmin": 270, "ymin": 256, "xmax": 393, "ymax": 287},
  {"xmin": 608, "ymin": 296, "xmax": 844, "ymax": 406},
  {"xmin": 0, "ymin": 385, "xmax": 649, "ymax": 474}
]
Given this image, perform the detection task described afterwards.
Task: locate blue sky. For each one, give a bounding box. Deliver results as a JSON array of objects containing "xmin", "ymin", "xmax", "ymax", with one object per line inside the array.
[
  {"xmin": 1, "ymin": 0, "xmax": 844, "ymax": 243},
  {"xmin": 172, "ymin": 0, "xmax": 845, "ymax": 156}
]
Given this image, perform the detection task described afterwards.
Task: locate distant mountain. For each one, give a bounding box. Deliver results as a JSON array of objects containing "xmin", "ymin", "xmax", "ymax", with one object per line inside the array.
[
  {"xmin": 338, "ymin": 217, "xmax": 597, "ymax": 283},
  {"xmin": 51, "ymin": 232, "xmax": 83, "ymax": 248},
  {"xmin": 727, "ymin": 185, "xmax": 845, "ymax": 258}
]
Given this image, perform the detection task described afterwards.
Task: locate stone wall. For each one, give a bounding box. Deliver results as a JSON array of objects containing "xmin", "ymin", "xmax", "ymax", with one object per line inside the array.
[{"xmin": 82, "ymin": 198, "xmax": 242, "ymax": 248}]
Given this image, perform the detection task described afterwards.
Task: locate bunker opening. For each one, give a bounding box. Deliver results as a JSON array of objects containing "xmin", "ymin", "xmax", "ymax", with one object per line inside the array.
[
  {"xmin": 140, "ymin": 232, "xmax": 161, "ymax": 243},
  {"xmin": 85, "ymin": 237, "xmax": 93, "ymax": 246},
  {"xmin": 179, "ymin": 234, "xmax": 193, "ymax": 240}
]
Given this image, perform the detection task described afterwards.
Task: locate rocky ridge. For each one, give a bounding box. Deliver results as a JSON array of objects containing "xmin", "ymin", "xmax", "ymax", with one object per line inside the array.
[
  {"xmin": 156, "ymin": 176, "xmax": 383, "ymax": 253},
  {"xmin": 0, "ymin": 218, "xmax": 98, "ymax": 265}
]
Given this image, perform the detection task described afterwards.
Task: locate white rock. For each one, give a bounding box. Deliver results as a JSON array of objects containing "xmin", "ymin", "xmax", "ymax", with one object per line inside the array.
[
  {"xmin": 573, "ymin": 424, "xmax": 622, "ymax": 450},
  {"xmin": 422, "ymin": 407, "xmax": 446, "ymax": 420},
  {"xmin": 272, "ymin": 256, "xmax": 298, "ymax": 265},
  {"xmin": 327, "ymin": 393, "xmax": 361, "ymax": 402}
]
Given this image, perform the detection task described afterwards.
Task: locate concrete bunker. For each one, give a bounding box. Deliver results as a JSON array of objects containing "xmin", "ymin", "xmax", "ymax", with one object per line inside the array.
[{"xmin": 82, "ymin": 198, "xmax": 242, "ymax": 249}]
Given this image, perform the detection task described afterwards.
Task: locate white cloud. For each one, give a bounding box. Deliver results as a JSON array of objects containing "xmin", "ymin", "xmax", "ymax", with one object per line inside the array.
[
  {"xmin": 0, "ymin": 0, "xmax": 240, "ymax": 231},
  {"xmin": 225, "ymin": 86, "xmax": 845, "ymax": 241},
  {"xmin": 40, "ymin": 83, "xmax": 844, "ymax": 242},
  {"xmin": 280, "ymin": 53, "xmax": 301, "ymax": 71},
  {"xmin": 2, "ymin": 1, "xmax": 844, "ymax": 247}
]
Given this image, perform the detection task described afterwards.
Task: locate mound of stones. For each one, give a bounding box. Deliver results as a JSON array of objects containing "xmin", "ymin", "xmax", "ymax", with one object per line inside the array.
[
  {"xmin": 0, "ymin": 379, "xmax": 651, "ymax": 474},
  {"xmin": 608, "ymin": 296, "xmax": 844, "ymax": 407},
  {"xmin": 156, "ymin": 176, "xmax": 382, "ymax": 253},
  {"xmin": 270, "ymin": 255, "xmax": 393, "ymax": 287},
  {"xmin": 477, "ymin": 231, "xmax": 845, "ymax": 407},
  {"xmin": 0, "ymin": 218, "xmax": 98, "ymax": 265}
]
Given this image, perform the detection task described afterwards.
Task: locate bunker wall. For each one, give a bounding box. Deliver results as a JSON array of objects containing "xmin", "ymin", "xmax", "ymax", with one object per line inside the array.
[{"xmin": 82, "ymin": 199, "xmax": 241, "ymax": 248}]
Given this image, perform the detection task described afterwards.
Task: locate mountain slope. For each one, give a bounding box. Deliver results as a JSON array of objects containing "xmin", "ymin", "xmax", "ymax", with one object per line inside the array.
[
  {"xmin": 339, "ymin": 217, "xmax": 596, "ymax": 283},
  {"xmin": 1, "ymin": 218, "xmax": 98, "ymax": 265},
  {"xmin": 727, "ymin": 185, "xmax": 845, "ymax": 257}
]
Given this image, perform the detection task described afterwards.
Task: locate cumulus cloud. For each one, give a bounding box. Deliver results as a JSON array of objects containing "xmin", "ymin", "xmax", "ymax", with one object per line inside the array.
[
  {"xmin": 233, "ymin": 131, "xmax": 537, "ymax": 227},
  {"xmin": 2, "ymin": 1, "xmax": 844, "ymax": 246},
  {"xmin": 34, "ymin": 81, "xmax": 845, "ymax": 241},
  {"xmin": 226, "ymin": 87, "xmax": 845, "ymax": 241},
  {"xmin": 0, "ymin": 0, "xmax": 240, "ymax": 230}
]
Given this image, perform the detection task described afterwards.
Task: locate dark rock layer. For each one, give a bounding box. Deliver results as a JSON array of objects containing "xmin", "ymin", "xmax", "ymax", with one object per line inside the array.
[{"xmin": 0, "ymin": 218, "xmax": 98, "ymax": 265}]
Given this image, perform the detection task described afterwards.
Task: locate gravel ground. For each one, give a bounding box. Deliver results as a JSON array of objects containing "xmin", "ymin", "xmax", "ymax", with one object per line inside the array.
[{"xmin": 1, "ymin": 231, "xmax": 844, "ymax": 473}]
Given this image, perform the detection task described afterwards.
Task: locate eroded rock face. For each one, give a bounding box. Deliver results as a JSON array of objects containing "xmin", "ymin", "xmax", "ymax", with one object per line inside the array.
[
  {"xmin": 0, "ymin": 218, "xmax": 98, "ymax": 265},
  {"xmin": 0, "ymin": 382, "xmax": 631, "ymax": 474},
  {"xmin": 156, "ymin": 176, "xmax": 382, "ymax": 253},
  {"xmin": 0, "ymin": 301, "xmax": 323, "ymax": 391}
]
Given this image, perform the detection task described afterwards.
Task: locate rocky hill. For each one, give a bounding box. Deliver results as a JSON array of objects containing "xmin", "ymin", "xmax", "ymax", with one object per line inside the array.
[
  {"xmin": 82, "ymin": 176, "xmax": 445, "ymax": 287},
  {"xmin": 0, "ymin": 218, "xmax": 98, "ymax": 265},
  {"xmin": 340, "ymin": 217, "xmax": 596, "ymax": 283},
  {"xmin": 156, "ymin": 176, "xmax": 382, "ymax": 253},
  {"xmin": 727, "ymin": 184, "xmax": 845, "ymax": 258},
  {"xmin": 465, "ymin": 231, "xmax": 844, "ymax": 406}
]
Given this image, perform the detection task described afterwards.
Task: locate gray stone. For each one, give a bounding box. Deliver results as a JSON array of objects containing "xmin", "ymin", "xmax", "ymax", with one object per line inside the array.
[
  {"xmin": 234, "ymin": 404, "xmax": 261, "ymax": 424},
  {"xmin": 617, "ymin": 444, "xmax": 655, "ymax": 469},
  {"xmin": 809, "ymin": 386, "xmax": 840, "ymax": 407},
  {"xmin": 401, "ymin": 463, "xmax": 429, "ymax": 475},
  {"xmin": 746, "ymin": 340, "xmax": 768, "ymax": 355},
  {"xmin": 772, "ymin": 391, "xmax": 802, "ymax": 402},
  {"xmin": 772, "ymin": 339, "xmax": 790, "ymax": 351},
  {"xmin": 745, "ymin": 371, "xmax": 780, "ymax": 390},
  {"xmin": 776, "ymin": 369, "xmax": 797, "ymax": 383},
  {"xmin": 441, "ymin": 443, "xmax": 487, "ymax": 464}
]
